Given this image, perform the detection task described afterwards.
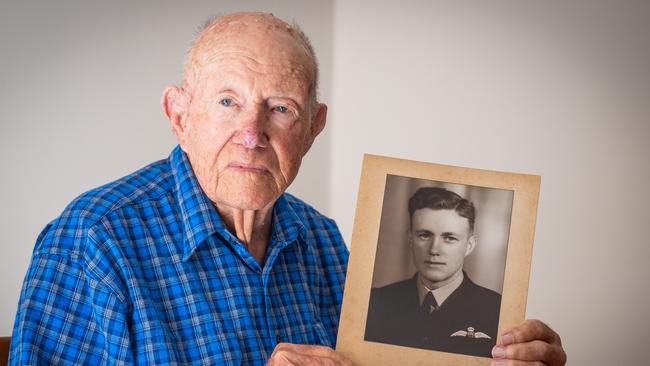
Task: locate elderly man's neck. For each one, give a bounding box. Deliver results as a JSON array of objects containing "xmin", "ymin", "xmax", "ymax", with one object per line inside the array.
[{"xmin": 217, "ymin": 205, "xmax": 273, "ymax": 265}]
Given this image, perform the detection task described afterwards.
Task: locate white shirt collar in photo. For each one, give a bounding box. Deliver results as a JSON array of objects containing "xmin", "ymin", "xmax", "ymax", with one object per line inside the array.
[{"xmin": 417, "ymin": 272, "xmax": 464, "ymax": 308}]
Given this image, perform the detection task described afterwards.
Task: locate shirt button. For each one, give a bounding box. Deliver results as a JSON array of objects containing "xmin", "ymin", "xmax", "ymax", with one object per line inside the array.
[{"xmin": 276, "ymin": 332, "xmax": 282, "ymax": 344}]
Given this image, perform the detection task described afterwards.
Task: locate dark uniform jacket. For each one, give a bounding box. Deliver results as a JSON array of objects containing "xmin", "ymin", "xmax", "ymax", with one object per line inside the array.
[{"xmin": 364, "ymin": 273, "xmax": 501, "ymax": 358}]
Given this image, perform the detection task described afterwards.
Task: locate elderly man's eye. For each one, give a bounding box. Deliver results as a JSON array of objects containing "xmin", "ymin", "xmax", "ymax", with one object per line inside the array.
[
  {"xmin": 219, "ymin": 98, "xmax": 234, "ymax": 107},
  {"xmin": 273, "ymin": 105, "xmax": 289, "ymax": 113}
]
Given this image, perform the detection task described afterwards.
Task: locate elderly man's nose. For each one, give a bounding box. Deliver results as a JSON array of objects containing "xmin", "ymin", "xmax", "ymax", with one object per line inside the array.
[
  {"xmin": 233, "ymin": 109, "xmax": 269, "ymax": 149},
  {"xmin": 233, "ymin": 127, "xmax": 269, "ymax": 149}
]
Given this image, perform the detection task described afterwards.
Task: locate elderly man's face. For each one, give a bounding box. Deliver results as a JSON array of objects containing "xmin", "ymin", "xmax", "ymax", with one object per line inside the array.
[
  {"xmin": 164, "ymin": 17, "xmax": 326, "ymax": 211},
  {"xmin": 409, "ymin": 208, "xmax": 476, "ymax": 289}
]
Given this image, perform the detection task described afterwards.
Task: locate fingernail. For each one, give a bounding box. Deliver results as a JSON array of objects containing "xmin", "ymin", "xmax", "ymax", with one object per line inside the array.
[
  {"xmin": 491, "ymin": 361, "xmax": 507, "ymax": 366},
  {"xmin": 491, "ymin": 346, "xmax": 506, "ymax": 359},
  {"xmin": 501, "ymin": 333, "xmax": 514, "ymax": 345}
]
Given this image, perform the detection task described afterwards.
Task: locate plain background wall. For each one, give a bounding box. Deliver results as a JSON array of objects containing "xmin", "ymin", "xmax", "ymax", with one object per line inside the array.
[
  {"xmin": 330, "ymin": 1, "xmax": 650, "ymax": 365},
  {"xmin": 1, "ymin": 0, "xmax": 649, "ymax": 365}
]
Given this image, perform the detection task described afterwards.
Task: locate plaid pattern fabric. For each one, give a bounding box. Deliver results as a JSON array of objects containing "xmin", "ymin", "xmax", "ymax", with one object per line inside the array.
[{"xmin": 10, "ymin": 146, "xmax": 349, "ymax": 365}]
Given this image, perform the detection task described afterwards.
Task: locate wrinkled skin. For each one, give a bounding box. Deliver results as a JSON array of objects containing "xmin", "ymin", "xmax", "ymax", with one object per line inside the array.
[
  {"xmin": 162, "ymin": 13, "xmax": 325, "ymax": 262},
  {"xmin": 491, "ymin": 320, "xmax": 567, "ymax": 366}
]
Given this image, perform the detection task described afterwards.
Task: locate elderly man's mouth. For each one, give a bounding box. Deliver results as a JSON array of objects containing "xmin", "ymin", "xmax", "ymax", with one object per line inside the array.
[{"xmin": 228, "ymin": 162, "xmax": 269, "ymax": 173}]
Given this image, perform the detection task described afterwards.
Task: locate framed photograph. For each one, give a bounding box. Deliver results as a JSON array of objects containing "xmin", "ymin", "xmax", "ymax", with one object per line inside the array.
[{"xmin": 336, "ymin": 154, "xmax": 540, "ymax": 366}]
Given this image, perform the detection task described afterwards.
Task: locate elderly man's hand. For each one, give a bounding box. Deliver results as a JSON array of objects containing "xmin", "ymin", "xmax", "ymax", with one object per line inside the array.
[
  {"xmin": 267, "ymin": 343, "xmax": 352, "ymax": 366},
  {"xmin": 491, "ymin": 319, "xmax": 566, "ymax": 365}
]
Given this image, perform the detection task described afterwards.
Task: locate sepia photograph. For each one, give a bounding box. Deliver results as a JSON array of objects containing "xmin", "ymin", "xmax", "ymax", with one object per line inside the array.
[
  {"xmin": 364, "ymin": 175, "xmax": 514, "ymax": 357},
  {"xmin": 337, "ymin": 154, "xmax": 540, "ymax": 366}
]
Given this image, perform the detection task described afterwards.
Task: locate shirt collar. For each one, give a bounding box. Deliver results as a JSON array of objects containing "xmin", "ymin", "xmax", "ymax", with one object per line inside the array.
[
  {"xmin": 169, "ymin": 145, "xmax": 307, "ymax": 261},
  {"xmin": 169, "ymin": 145, "xmax": 229, "ymax": 261},
  {"xmin": 269, "ymin": 193, "xmax": 307, "ymax": 247},
  {"xmin": 417, "ymin": 271, "xmax": 465, "ymax": 307}
]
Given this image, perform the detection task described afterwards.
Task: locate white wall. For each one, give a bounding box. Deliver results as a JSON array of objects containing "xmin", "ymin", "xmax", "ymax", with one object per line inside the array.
[
  {"xmin": 329, "ymin": 1, "xmax": 650, "ymax": 365},
  {"xmin": 0, "ymin": 0, "xmax": 333, "ymax": 337}
]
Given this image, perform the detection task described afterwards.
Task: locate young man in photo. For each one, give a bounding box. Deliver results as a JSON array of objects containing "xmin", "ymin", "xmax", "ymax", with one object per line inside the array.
[{"xmin": 365, "ymin": 187, "xmax": 501, "ymax": 357}]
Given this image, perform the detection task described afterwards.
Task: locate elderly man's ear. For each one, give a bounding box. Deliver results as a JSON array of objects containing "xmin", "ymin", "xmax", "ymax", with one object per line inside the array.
[
  {"xmin": 303, "ymin": 103, "xmax": 327, "ymax": 154},
  {"xmin": 161, "ymin": 86, "xmax": 190, "ymax": 144}
]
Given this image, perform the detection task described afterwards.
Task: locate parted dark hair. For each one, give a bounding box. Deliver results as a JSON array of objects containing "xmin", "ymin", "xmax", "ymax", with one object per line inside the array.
[{"xmin": 408, "ymin": 187, "xmax": 476, "ymax": 232}]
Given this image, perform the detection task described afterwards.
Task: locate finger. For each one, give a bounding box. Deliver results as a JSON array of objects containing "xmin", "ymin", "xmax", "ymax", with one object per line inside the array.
[
  {"xmin": 492, "ymin": 340, "xmax": 566, "ymax": 366},
  {"xmin": 268, "ymin": 351, "xmax": 350, "ymax": 366},
  {"xmin": 498, "ymin": 319, "xmax": 562, "ymax": 346},
  {"xmin": 490, "ymin": 361, "xmax": 548, "ymax": 366},
  {"xmin": 269, "ymin": 343, "xmax": 352, "ymax": 366},
  {"xmin": 274, "ymin": 343, "xmax": 348, "ymax": 361},
  {"xmin": 272, "ymin": 353, "xmax": 336, "ymax": 366},
  {"xmin": 268, "ymin": 349, "xmax": 319, "ymax": 366}
]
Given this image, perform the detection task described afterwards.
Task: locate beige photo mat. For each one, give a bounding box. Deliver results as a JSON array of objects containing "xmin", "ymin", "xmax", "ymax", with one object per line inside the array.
[{"xmin": 336, "ymin": 154, "xmax": 540, "ymax": 366}]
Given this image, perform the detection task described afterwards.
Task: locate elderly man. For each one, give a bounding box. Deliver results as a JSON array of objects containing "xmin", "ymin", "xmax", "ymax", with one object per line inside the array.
[{"xmin": 10, "ymin": 12, "xmax": 566, "ymax": 366}]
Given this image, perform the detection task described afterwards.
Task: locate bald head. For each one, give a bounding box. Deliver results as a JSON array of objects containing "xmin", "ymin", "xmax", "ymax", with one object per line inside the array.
[{"xmin": 183, "ymin": 12, "xmax": 319, "ymax": 111}]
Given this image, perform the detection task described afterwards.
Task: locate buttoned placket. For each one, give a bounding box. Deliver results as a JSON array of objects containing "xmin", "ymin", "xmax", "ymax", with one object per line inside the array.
[{"xmin": 262, "ymin": 238, "xmax": 298, "ymax": 351}]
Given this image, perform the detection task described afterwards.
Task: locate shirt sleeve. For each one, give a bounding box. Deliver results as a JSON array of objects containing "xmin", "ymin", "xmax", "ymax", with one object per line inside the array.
[{"xmin": 10, "ymin": 243, "xmax": 133, "ymax": 364}]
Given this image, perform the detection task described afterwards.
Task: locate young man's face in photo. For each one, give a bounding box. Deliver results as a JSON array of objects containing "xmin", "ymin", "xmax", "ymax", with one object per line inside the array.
[{"xmin": 409, "ymin": 208, "xmax": 476, "ymax": 289}]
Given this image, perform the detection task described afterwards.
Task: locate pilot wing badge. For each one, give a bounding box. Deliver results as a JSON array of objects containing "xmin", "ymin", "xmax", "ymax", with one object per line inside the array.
[{"xmin": 450, "ymin": 327, "xmax": 492, "ymax": 339}]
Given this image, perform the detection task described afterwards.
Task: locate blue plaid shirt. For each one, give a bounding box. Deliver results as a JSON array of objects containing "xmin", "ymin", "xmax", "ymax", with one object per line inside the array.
[{"xmin": 10, "ymin": 146, "xmax": 349, "ymax": 365}]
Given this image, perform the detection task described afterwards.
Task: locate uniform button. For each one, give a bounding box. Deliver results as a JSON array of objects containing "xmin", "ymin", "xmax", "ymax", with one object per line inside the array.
[{"xmin": 276, "ymin": 332, "xmax": 282, "ymax": 344}]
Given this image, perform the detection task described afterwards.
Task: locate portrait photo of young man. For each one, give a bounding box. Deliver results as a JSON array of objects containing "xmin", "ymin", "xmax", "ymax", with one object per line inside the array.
[{"xmin": 365, "ymin": 176, "xmax": 514, "ymax": 358}]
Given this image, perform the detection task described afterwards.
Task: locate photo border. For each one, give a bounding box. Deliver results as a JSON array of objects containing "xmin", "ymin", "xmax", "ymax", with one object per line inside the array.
[{"xmin": 336, "ymin": 154, "xmax": 541, "ymax": 366}]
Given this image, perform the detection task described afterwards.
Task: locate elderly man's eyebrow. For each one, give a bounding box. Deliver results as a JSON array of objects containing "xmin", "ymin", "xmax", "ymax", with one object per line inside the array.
[
  {"xmin": 214, "ymin": 87, "xmax": 236, "ymax": 95},
  {"xmin": 268, "ymin": 95, "xmax": 303, "ymax": 106}
]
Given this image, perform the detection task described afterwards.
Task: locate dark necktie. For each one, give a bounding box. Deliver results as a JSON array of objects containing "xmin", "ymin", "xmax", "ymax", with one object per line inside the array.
[{"xmin": 421, "ymin": 291, "xmax": 439, "ymax": 316}]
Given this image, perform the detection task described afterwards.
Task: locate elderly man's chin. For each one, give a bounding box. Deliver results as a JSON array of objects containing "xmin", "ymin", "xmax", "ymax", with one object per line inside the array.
[{"xmin": 214, "ymin": 173, "xmax": 282, "ymax": 211}]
